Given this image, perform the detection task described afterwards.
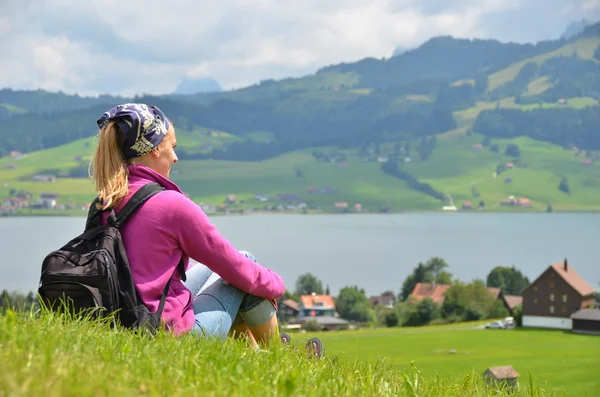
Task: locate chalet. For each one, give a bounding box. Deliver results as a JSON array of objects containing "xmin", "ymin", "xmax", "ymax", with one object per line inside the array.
[
  {"xmin": 333, "ymin": 202, "xmax": 348, "ymax": 210},
  {"xmin": 502, "ymin": 295, "xmax": 523, "ymax": 315},
  {"xmin": 277, "ymin": 299, "xmax": 300, "ymax": 322},
  {"xmin": 36, "ymin": 192, "xmax": 59, "ymax": 209},
  {"xmin": 369, "ymin": 292, "xmax": 396, "ymax": 309},
  {"xmin": 354, "ymin": 203, "xmax": 362, "ymax": 212},
  {"xmin": 522, "ymin": 259, "xmax": 596, "ymax": 330},
  {"xmin": 298, "ymin": 293, "xmax": 336, "ymax": 318},
  {"xmin": 461, "ymin": 201, "xmax": 473, "ymax": 210},
  {"xmin": 571, "ymin": 309, "xmax": 600, "ymax": 335},
  {"xmin": 409, "ymin": 282, "xmax": 452, "ymax": 305},
  {"xmin": 225, "ymin": 194, "xmax": 236, "ymax": 204},
  {"xmin": 32, "ymin": 174, "xmax": 57, "ymax": 183},
  {"xmin": 483, "ymin": 366, "xmax": 520, "ymax": 390}
]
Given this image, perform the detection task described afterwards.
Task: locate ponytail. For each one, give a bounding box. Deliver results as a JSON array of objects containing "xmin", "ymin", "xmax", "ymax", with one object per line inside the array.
[{"xmin": 89, "ymin": 121, "xmax": 129, "ymax": 210}]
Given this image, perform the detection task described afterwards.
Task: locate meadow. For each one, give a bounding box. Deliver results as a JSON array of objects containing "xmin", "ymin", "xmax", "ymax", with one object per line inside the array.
[
  {"xmin": 300, "ymin": 324, "xmax": 600, "ymax": 396},
  {"xmin": 1, "ymin": 309, "xmax": 598, "ymax": 397}
]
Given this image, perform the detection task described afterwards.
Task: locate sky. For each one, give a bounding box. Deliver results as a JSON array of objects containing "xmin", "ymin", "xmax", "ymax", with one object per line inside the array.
[{"xmin": 0, "ymin": 0, "xmax": 599, "ymax": 97}]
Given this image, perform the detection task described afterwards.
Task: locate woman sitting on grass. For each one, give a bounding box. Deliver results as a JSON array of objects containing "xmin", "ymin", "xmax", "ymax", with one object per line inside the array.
[{"xmin": 90, "ymin": 103, "xmax": 293, "ymax": 350}]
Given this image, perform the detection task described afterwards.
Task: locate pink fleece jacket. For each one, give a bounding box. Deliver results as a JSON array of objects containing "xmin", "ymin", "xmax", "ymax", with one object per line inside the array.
[{"xmin": 104, "ymin": 165, "xmax": 285, "ymax": 334}]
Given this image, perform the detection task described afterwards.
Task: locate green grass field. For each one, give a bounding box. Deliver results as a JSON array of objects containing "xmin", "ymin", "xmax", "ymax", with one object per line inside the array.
[
  {"xmin": 1, "ymin": 310, "xmax": 597, "ymax": 396},
  {"xmin": 406, "ymin": 133, "xmax": 600, "ymax": 211},
  {"xmin": 300, "ymin": 324, "xmax": 600, "ymax": 396},
  {"xmin": 453, "ymin": 97, "xmax": 599, "ymax": 128}
]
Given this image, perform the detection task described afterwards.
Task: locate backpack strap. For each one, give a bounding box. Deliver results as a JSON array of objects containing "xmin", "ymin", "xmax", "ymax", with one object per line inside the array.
[
  {"xmin": 111, "ymin": 182, "xmax": 165, "ymax": 228},
  {"xmin": 86, "ymin": 182, "xmax": 188, "ymax": 285},
  {"xmin": 156, "ymin": 256, "xmax": 187, "ymax": 315},
  {"xmin": 84, "ymin": 197, "xmax": 103, "ymax": 231}
]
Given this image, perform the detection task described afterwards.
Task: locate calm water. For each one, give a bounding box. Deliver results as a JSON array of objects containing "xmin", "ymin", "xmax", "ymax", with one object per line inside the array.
[{"xmin": 1, "ymin": 213, "xmax": 598, "ymax": 297}]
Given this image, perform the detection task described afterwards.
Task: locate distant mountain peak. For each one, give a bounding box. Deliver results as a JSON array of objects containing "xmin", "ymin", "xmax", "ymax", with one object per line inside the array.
[
  {"xmin": 560, "ymin": 18, "xmax": 593, "ymax": 40},
  {"xmin": 173, "ymin": 77, "xmax": 222, "ymax": 95}
]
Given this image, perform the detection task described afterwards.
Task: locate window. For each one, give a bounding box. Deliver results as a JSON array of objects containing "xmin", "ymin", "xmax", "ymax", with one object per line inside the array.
[
  {"xmin": 549, "ymin": 281, "xmax": 554, "ymax": 288},
  {"xmin": 549, "ymin": 305, "xmax": 555, "ymax": 314},
  {"xmin": 561, "ymin": 306, "xmax": 567, "ymax": 313},
  {"xmin": 562, "ymin": 295, "xmax": 568, "ymax": 303},
  {"xmin": 534, "ymin": 286, "xmax": 538, "ymax": 291},
  {"xmin": 534, "ymin": 298, "xmax": 538, "ymax": 304},
  {"xmin": 549, "ymin": 293, "xmax": 554, "ymax": 302}
]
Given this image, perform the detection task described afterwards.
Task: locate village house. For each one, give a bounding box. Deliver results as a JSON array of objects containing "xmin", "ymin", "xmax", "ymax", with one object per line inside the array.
[
  {"xmin": 369, "ymin": 292, "xmax": 396, "ymax": 309},
  {"xmin": 10, "ymin": 150, "xmax": 25, "ymax": 159},
  {"xmin": 500, "ymin": 197, "xmax": 531, "ymax": 207},
  {"xmin": 1, "ymin": 197, "xmax": 29, "ymax": 211},
  {"xmin": 277, "ymin": 299, "xmax": 300, "ymax": 322},
  {"xmin": 333, "ymin": 202, "xmax": 348, "ymax": 211},
  {"xmin": 298, "ymin": 293, "xmax": 336, "ymax": 318},
  {"xmin": 294, "ymin": 293, "xmax": 351, "ymax": 330},
  {"xmin": 522, "ymin": 259, "xmax": 596, "ymax": 330},
  {"xmin": 225, "ymin": 194, "xmax": 236, "ymax": 204},
  {"xmin": 31, "ymin": 174, "xmax": 57, "ymax": 183},
  {"xmin": 35, "ymin": 192, "xmax": 59, "ymax": 209},
  {"xmin": 409, "ymin": 282, "xmax": 452, "ymax": 305}
]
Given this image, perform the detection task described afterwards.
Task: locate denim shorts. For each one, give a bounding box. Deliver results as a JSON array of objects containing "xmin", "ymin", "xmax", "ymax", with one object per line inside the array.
[{"xmin": 182, "ymin": 251, "xmax": 277, "ymax": 339}]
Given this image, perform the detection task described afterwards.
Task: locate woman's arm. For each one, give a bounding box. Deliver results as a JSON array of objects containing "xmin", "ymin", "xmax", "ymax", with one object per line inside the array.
[{"xmin": 169, "ymin": 192, "xmax": 285, "ymax": 300}]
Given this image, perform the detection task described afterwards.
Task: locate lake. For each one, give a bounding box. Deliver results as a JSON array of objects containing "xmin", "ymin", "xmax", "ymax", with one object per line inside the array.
[{"xmin": 1, "ymin": 213, "xmax": 599, "ymax": 297}]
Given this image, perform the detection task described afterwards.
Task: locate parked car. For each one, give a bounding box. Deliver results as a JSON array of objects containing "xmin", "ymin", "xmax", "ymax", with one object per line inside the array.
[{"xmin": 484, "ymin": 321, "xmax": 506, "ymax": 329}]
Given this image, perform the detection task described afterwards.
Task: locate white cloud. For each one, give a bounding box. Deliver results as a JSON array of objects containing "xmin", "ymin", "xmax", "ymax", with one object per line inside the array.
[{"xmin": 0, "ymin": 0, "xmax": 597, "ymax": 96}]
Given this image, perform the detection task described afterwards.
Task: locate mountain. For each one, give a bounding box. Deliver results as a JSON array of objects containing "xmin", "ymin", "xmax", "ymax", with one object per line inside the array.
[
  {"xmin": 0, "ymin": 21, "xmax": 599, "ymax": 212},
  {"xmin": 560, "ymin": 19, "xmax": 592, "ymax": 40},
  {"xmin": 173, "ymin": 77, "xmax": 222, "ymax": 95}
]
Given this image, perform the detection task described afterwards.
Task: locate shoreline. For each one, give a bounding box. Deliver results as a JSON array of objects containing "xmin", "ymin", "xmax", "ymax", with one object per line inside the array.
[{"xmin": 3, "ymin": 208, "xmax": 600, "ymax": 218}]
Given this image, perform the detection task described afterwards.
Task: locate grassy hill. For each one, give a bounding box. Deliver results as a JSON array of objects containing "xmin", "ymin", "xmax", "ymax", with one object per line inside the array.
[
  {"xmin": 2, "ymin": 310, "xmax": 598, "ymax": 396},
  {"xmin": 487, "ymin": 36, "xmax": 600, "ymax": 91},
  {"xmin": 1, "ymin": 125, "xmax": 598, "ymax": 213}
]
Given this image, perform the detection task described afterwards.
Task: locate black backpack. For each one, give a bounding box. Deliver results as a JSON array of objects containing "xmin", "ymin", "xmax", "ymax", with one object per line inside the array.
[{"xmin": 38, "ymin": 182, "xmax": 186, "ymax": 333}]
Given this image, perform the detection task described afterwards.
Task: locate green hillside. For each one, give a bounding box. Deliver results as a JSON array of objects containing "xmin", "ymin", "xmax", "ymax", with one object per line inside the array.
[
  {"xmin": 1, "ymin": 22, "xmax": 599, "ymax": 213},
  {"xmin": 487, "ymin": 36, "xmax": 600, "ymax": 91},
  {"xmin": 1, "ymin": 125, "xmax": 598, "ymax": 213}
]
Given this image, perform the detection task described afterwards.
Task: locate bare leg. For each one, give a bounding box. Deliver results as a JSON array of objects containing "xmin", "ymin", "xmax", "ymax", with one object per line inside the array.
[
  {"xmin": 229, "ymin": 322, "xmax": 258, "ymax": 348},
  {"xmin": 247, "ymin": 314, "xmax": 280, "ymax": 346}
]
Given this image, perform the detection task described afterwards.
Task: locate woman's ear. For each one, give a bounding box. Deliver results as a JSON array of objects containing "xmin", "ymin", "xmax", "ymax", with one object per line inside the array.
[{"xmin": 149, "ymin": 148, "xmax": 161, "ymax": 158}]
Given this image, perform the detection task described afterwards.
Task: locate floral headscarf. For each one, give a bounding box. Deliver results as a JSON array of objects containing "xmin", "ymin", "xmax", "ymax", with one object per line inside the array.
[{"xmin": 97, "ymin": 103, "xmax": 171, "ymax": 159}]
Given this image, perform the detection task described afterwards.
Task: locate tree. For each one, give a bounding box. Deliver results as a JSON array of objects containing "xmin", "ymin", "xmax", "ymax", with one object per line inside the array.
[
  {"xmin": 405, "ymin": 298, "xmax": 440, "ymax": 326},
  {"xmin": 400, "ymin": 257, "xmax": 452, "ymax": 300},
  {"xmin": 294, "ymin": 273, "xmax": 324, "ymax": 295},
  {"xmin": 486, "ymin": 266, "xmax": 530, "ymax": 295},
  {"xmin": 384, "ymin": 311, "xmax": 399, "ymax": 327},
  {"xmin": 559, "ymin": 178, "xmax": 570, "ymax": 195},
  {"xmin": 489, "ymin": 143, "xmax": 499, "ymax": 153},
  {"xmin": 335, "ymin": 286, "xmax": 372, "ymax": 322},
  {"xmin": 441, "ymin": 279, "xmax": 505, "ymax": 321},
  {"xmin": 504, "ymin": 143, "xmax": 520, "ymax": 157}
]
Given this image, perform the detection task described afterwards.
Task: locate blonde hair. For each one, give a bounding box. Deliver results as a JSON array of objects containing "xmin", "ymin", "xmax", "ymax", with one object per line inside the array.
[
  {"xmin": 89, "ymin": 122, "xmax": 174, "ymax": 210},
  {"xmin": 89, "ymin": 121, "xmax": 130, "ymax": 210}
]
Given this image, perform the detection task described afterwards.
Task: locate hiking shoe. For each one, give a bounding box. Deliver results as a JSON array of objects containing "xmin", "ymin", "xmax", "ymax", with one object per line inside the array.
[
  {"xmin": 280, "ymin": 332, "xmax": 292, "ymax": 345},
  {"xmin": 305, "ymin": 337, "xmax": 325, "ymax": 359}
]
